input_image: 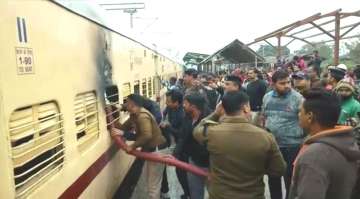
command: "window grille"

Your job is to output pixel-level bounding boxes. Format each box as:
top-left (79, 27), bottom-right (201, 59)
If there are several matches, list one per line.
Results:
top-left (74, 92), bottom-right (99, 148)
top-left (147, 79), bottom-right (152, 98)
top-left (134, 80), bottom-right (140, 95)
top-left (142, 79), bottom-right (147, 97)
top-left (153, 77), bottom-right (156, 95)
top-left (9, 101), bottom-right (65, 198)
top-left (105, 85), bottom-right (120, 127)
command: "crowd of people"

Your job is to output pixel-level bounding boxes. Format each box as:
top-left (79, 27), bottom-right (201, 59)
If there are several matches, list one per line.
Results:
top-left (112, 51), bottom-right (360, 199)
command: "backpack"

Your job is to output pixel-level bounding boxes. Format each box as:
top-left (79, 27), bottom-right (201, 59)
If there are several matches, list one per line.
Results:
top-left (143, 99), bottom-right (162, 124)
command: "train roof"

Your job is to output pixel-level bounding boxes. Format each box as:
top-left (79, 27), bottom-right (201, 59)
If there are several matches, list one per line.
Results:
top-left (50, 0), bottom-right (181, 65)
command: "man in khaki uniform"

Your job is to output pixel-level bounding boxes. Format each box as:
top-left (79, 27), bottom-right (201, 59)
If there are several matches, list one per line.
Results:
top-left (193, 91), bottom-right (286, 199)
top-left (114, 94), bottom-right (167, 199)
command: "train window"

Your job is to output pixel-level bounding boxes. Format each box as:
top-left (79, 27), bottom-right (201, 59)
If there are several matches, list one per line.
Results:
top-left (9, 101), bottom-right (64, 197)
top-left (144, 50), bottom-right (146, 57)
top-left (105, 85), bottom-right (119, 105)
top-left (134, 80), bottom-right (140, 95)
top-left (162, 65), bottom-right (164, 72)
top-left (147, 79), bottom-right (152, 98)
top-left (153, 76), bottom-right (156, 95)
top-left (74, 91), bottom-right (99, 150)
top-left (142, 78), bottom-right (147, 97)
top-left (130, 62), bottom-right (134, 71)
top-left (105, 85), bottom-right (120, 126)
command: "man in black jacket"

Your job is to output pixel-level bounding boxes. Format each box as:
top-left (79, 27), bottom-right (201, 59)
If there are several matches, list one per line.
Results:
top-left (160, 90), bottom-right (189, 199)
top-left (174, 92), bottom-right (210, 199)
top-left (246, 69), bottom-right (267, 122)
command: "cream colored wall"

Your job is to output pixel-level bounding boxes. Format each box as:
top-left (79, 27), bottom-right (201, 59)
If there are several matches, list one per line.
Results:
top-left (0, 2), bottom-right (14, 195)
top-left (0, 1), bottom-right (182, 198)
top-left (0, 1), bottom-right (133, 198)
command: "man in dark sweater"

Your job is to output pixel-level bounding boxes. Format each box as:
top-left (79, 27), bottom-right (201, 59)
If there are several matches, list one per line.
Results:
top-left (246, 69), bottom-right (267, 122)
top-left (160, 90), bottom-right (189, 199)
top-left (290, 88), bottom-right (360, 199)
top-left (174, 92), bottom-right (210, 199)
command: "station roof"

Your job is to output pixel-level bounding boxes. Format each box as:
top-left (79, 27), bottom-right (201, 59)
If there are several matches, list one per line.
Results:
top-left (200, 39), bottom-right (265, 65)
top-left (183, 52), bottom-right (209, 64)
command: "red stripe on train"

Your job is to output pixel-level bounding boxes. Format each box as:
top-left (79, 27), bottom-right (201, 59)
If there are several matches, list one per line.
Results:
top-left (59, 144), bottom-right (119, 199)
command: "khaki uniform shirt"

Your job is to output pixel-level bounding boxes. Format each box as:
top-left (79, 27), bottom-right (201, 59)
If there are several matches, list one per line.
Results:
top-left (118, 108), bottom-right (166, 149)
top-left (194, 113), bottom-right (286, 199)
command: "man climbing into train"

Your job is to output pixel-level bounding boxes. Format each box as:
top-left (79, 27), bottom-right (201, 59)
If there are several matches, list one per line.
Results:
top-left (112, 94), bottom-right (169, 199)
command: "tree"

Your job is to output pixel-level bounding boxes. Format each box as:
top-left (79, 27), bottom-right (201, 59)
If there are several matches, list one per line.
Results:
top-left (345, 40), bottom-right (360, 64)
top-left (296, 43), bottom-right (333, 60)
top-left (296, 44), bottom-right (313, 55)
top-left (256, 44), bottom-right (290, 57)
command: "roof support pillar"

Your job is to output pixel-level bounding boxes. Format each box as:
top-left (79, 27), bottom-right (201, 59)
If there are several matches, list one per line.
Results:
top-left (334, 13), bottom-right (340, 65)
top-left (277, 35), bottom-right (282, 57)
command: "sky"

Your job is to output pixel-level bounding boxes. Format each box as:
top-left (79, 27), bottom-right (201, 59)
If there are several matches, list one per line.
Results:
top-left (67, 0), bottom-right (360, 62)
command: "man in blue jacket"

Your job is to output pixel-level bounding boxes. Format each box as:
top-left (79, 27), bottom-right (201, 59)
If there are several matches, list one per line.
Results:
top-left (261, 70), bottom-right (304, 199)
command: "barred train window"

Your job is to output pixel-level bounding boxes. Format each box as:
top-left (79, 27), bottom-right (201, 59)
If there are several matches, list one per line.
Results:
top-left (153, 77), bottom-right (156, 95)
top-left (148, 78), bottom-right (152, 98)
top-left (9, 101), bottom-right (65, 198)
top-left (142, 78), bottom-right (147, 97)
top-left (105, 85), bottom-right (120, 127)
top-left (134, 80), bottom-right (140, 95)
top-left (74, 91), bottom-right (99, 149)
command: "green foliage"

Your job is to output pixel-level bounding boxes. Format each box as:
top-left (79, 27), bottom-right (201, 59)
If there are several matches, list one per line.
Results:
top-left (317, 44), bottom-right (333, 60)
top-left (297, 43), bottom-right (333, 60)
top-left (296, 44), bottom-right (313, 55)
top-left (345, 40), bottom-right (360, 64)
top-left (256, 45), bottom-right (290, 57)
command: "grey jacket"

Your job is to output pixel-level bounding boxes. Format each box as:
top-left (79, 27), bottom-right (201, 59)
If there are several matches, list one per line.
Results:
top-left (289, 126), bottom-right (360, 199)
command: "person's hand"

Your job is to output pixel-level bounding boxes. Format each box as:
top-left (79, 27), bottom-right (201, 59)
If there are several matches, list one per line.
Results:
top-left (159, 121), bottom-right (170, 128)
top-left (124, 144), bottom-right (135, 153)
top-left (345, 118), bottom-right (358, 127)
top-left (119, 103), bottom-right (127, 111)
top-left (209, 82), bottom-right (218, 89)
top-left (214, 102), bottom-right (225, 116)
top-left (193, 79), bottom-right (201, 86)
top-left (111, 130), bottom-right (123, 137)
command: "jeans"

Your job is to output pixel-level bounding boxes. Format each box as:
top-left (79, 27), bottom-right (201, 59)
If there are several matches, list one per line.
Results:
top-left (268, 145), bottom-right (300, 199)
top-left (187, 158), bottom-right (208, 199)
top-left (176, 154), bottom-right (190, 196)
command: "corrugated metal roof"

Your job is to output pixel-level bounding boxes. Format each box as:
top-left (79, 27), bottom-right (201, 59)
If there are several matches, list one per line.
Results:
top-left (200, 39), bottom-right (265, 64)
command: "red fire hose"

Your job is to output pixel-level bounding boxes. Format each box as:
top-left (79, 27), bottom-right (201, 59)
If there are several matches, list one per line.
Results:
top-left (106, 107), bottom-right (209, 178)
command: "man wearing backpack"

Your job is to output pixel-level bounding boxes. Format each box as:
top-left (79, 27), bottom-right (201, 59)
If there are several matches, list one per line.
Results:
top-left (289, 88), bottom-right (360, 199)
top-left (142, 97), bottom-right (162, 124)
